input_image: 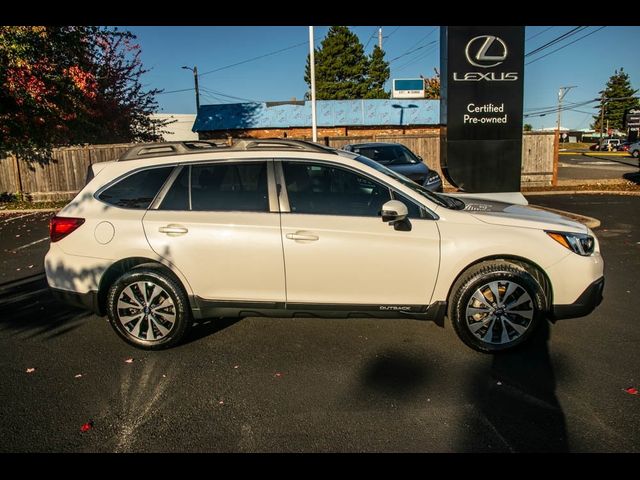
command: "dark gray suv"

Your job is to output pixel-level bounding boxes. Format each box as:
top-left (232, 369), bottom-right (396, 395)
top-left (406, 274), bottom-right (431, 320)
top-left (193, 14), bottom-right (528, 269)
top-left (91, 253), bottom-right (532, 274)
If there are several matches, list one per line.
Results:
top-left (342, 142), bottom-right (443, 192)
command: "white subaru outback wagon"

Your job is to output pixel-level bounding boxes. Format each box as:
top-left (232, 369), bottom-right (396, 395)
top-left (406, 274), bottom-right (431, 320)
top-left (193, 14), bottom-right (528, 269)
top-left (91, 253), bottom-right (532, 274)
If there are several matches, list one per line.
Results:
top-left (45, 139), bottom-right (604, 353)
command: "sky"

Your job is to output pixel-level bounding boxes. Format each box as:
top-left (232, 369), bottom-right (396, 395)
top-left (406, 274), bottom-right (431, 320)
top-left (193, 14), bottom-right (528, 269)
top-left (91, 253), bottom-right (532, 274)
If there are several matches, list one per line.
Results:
top-left (123, 26), bottom-right (640, 131)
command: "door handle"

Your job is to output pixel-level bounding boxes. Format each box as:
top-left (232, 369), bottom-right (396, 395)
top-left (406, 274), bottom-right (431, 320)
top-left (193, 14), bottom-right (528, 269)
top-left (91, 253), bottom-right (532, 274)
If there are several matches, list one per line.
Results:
top-left (159, 224), bottom-right (188, 236)
top-left (286, 232), bottom-right (319, 241)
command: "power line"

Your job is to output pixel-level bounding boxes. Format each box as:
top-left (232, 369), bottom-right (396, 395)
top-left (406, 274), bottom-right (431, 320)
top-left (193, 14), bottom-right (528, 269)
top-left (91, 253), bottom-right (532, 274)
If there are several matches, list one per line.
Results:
top-left (198, 37), bottom-right (318, 78)
top-left (524, 99), bottom-right (600, 118)
top-left (394, 44), bottom-right (438, 72)
top-left (397, 27), bottom-right (437, 58)
top-left (157, 87), bottom-right (194, 95)
top-left (389, 40), bottom-right (437, 63)
top-left (525, 99), bottom-right (598, 114)
top-left (363, 26), bottom-right (379, 51)
top-left (525, 26), bottom-right (586, 57)
top-left (199, 86), bottom-right (259, 103)
top-left (525, 26), bottom-right (606, 65)
top-left (526, 26), bottom-right (554, 42)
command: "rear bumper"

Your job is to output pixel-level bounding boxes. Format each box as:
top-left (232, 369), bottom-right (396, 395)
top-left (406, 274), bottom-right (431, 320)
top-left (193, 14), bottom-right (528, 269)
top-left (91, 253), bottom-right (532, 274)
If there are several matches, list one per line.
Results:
top-left (50, 287), bottom-right (101, 315)
top-left (552, 276), bottom-right (604, 320)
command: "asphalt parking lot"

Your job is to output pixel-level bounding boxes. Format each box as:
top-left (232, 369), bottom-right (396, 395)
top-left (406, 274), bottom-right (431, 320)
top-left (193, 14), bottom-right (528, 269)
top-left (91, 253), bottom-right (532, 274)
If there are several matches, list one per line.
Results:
top-left (558, 152), bottom-right (638, 180)
top-left (0, 194), bottom-right (638, 452)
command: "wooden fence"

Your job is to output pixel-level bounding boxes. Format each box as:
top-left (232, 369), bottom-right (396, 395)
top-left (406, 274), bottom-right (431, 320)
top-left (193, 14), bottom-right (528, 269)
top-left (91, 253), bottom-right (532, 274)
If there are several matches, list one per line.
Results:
top-left (313, 131), bottom-right (554, 189)
top-left (0, 132), bottom-right (554, 201)
top-left (0, 144), bottom-right (135, 201)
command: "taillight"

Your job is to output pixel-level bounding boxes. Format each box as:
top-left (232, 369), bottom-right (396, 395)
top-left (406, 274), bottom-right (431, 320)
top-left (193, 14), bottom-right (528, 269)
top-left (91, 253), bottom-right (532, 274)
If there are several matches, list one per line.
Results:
top-left (49, 216), bottom-right (85, 242)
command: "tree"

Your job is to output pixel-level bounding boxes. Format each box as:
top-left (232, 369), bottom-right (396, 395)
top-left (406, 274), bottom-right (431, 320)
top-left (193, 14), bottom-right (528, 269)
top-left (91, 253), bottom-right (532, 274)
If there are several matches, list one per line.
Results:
top-left (0, 26), bottom-right (166, 157)
top-left (365, 45), bottom-right (390, 99)
top-left (523, 123), bottom-right (533, 132)
top-left (591, 67), bottom-right (640, 134)
top-left (74, 29), bottom-right (167, 145)
top-left (422, 68), bottom-right (440, 99)
top-left (304, 26), bottom-right (370, 100)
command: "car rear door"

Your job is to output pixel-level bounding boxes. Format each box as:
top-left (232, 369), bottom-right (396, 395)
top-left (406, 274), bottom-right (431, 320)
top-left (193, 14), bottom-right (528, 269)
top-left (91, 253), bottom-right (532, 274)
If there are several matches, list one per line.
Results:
top-left (142, 159), bottom-right (286, 305)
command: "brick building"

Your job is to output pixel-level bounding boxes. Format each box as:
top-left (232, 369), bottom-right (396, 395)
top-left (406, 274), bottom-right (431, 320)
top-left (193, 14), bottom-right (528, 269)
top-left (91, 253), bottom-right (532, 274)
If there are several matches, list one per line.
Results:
top-left (192, 99), bottom-right (440, 140)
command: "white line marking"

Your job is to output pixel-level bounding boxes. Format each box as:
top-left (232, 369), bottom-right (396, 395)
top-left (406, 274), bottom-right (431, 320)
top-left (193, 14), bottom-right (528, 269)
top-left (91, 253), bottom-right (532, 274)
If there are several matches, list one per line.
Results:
top-left (1, 212), bottom-right (39, 223)
top-left (13, 237), bottom-right (49, 251)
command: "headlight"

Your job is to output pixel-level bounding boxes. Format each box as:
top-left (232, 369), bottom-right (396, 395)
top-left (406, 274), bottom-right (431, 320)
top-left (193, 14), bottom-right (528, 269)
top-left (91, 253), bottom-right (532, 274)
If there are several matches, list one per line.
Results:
top-left (545, 231), bottom-right (595, 256)
top-left (424, 172), bottom-right (441, 185)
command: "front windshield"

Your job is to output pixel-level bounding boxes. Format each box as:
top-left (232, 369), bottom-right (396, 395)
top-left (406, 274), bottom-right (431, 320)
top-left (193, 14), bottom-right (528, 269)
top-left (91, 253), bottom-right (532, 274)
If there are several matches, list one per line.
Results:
top-left (353, 155), bottom-right (464, 210)
top-left (351, 145), bottom-right (418, 165)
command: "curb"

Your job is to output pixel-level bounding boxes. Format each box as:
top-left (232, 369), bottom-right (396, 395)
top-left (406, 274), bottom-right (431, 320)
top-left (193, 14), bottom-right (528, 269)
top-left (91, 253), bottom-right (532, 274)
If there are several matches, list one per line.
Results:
top-left (524, 190), bottom-right (640, 196)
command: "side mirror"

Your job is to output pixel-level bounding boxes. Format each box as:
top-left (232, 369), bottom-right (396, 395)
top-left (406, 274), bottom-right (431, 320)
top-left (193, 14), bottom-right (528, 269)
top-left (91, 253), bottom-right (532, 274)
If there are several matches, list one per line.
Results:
top-left (380, 200), bottom-right (408, 223)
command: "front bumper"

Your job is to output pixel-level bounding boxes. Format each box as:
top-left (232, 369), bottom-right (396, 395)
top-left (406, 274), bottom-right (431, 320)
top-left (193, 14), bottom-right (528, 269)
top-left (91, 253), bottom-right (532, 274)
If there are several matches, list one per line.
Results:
top-left (552, 276), bottom-right (604, 320)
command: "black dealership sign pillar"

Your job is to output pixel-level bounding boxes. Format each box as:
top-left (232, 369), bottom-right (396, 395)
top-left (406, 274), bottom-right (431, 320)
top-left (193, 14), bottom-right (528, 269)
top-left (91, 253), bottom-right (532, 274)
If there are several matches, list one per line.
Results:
top-left (440, 26), bottom-right (525, 192)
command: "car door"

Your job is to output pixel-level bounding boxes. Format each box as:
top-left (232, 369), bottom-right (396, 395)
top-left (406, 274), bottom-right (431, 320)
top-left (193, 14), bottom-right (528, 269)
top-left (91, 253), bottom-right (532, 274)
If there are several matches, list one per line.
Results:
top-left (277, 159), bottom-right (440, 308)
top-left (142, 159), bottom-right (286, 305)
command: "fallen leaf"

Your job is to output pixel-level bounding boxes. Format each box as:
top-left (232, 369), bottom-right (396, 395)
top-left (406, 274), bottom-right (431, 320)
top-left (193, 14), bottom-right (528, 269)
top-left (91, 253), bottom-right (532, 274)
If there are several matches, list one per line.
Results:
top-left (15, 234), bottom-right (20, 237)
top-left (125, 358), bottom-right (134, 364)
top-left (218, 400), bottom-right (224, 405)
top-left (233, 365), bottom-right (239, 369)
top-left (74, 374), bottom-right (83, 379)
top-left (625, 387), bottom-right (638, 395)
top-left (26, 368), bottom-right (36, 374)
top-left (80, 421), bottom-right (93, 432)
top-left (28, 265), bottom-right (33, 269)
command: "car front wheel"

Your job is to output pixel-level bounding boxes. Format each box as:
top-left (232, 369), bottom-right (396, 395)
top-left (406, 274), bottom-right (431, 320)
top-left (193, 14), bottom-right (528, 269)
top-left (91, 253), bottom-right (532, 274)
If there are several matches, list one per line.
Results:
top-left (106, 268), bottom-right (192, 350)
top-left (448, 261), bottom-right (545, 353)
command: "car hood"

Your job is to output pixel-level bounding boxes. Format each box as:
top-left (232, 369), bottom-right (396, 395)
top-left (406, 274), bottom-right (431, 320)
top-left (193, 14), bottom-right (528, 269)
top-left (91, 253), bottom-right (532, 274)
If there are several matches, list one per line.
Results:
top-left (454, 197), bottom-right (587, 233)
top-left (386, 162), bottom-right (429, 176)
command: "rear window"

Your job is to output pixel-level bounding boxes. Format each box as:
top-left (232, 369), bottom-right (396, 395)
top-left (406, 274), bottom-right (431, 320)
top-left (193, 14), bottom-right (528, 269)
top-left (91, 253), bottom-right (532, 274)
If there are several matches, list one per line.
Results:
top-left (98, 167), bottom-right (173, 209)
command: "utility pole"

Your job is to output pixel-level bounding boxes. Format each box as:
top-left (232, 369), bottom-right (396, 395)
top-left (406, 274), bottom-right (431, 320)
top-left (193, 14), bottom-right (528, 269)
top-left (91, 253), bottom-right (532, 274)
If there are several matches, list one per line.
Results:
top-left (181, 65), bottom-right (200, 112)
top-left (599, 90), bottom-right (605, 143)
top-left (557, 85), bottom-right (576, 143)
top-left (309, 26), bottom-right (318, 142)
top-left (378, 27), bottom-right (383, 49)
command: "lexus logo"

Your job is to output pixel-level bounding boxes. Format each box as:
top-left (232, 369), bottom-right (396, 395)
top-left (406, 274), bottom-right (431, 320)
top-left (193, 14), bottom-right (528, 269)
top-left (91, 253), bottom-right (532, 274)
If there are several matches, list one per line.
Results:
top-left (465, 35), bottom-right (508, 68)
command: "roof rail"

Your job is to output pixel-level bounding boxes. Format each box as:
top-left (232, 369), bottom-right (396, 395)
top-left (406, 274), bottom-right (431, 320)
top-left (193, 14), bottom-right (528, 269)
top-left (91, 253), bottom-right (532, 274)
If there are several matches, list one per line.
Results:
top-left (232, 138), bottom-right (337, 154)
top-left (118, 141), bottom-right (222, 161)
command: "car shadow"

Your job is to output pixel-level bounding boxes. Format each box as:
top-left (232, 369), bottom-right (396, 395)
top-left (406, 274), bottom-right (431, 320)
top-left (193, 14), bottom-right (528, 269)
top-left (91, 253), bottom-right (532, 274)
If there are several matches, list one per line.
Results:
top-left (457, 319), bottom-right (568, 452)
top-left (0, 282), bottom-right (92, 340)
top-left (180, 316), bottom-right (242, 345)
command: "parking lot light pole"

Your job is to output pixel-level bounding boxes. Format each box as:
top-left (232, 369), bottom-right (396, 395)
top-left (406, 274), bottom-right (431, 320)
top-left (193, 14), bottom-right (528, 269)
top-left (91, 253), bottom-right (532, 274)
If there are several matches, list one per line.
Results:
top-left (309, 26), bottom-right (318, 143)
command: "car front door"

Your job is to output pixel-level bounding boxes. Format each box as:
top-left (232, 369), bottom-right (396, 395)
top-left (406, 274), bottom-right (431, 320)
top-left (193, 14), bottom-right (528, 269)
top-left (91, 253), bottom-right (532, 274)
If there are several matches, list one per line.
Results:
top-left (142, 160), bottom-right (286, 306)
top-left (277, 160), bottom-right (440, 309)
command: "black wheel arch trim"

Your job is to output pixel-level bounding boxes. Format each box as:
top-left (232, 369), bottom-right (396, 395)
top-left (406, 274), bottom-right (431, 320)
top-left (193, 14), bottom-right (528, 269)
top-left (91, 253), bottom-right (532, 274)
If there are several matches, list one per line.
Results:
top-left (445, 255), bottom-right (553, 313)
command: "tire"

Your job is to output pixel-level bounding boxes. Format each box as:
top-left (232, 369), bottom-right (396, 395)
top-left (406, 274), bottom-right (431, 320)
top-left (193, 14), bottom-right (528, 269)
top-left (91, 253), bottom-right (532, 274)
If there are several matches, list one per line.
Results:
top-left (106, 268), bottom-right (192, 350)
top-left (632, 149), bottom-right (639, 159)
top-left (448, 260), bottom-right (545, 353)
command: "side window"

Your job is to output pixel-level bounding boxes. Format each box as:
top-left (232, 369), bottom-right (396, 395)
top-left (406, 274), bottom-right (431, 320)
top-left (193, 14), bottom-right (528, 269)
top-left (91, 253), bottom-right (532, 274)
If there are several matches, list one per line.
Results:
top-left (98, 166), bottom-right (173, 209)
top-left (159, 167), bottom-right (189, 211)
top-left (283, 162), bottom-right (391, 217)
top-left (391, 191), bottom-right (424, 219)
top-left (190, 162), bottom-right (268, 212)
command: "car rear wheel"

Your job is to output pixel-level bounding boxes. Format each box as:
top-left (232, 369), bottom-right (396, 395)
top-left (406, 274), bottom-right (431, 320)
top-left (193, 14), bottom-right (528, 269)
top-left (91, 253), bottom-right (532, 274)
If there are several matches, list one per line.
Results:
top-left (106, 268), bottom-right (192, 350)
top-left (632, 149), bottom-right (639, 159)
top-left (448, 261), bottom-right (545, 353)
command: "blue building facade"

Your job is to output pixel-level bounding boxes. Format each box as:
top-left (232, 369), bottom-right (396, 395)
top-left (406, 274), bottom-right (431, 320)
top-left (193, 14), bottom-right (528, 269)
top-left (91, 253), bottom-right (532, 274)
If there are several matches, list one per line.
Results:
top-left (193, 99), bottom-right (440, 133)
